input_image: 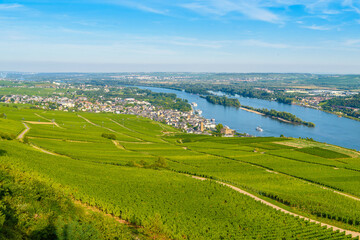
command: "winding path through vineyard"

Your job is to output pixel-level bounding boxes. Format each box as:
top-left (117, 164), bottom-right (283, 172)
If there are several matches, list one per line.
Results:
top-left (17, 122), bottom-right (30, 140)
top-left (77, 115), bottom-right (144, 141)
top-left (78, 114), bottom-right (116, 133)
top-left (12, 123), bottom-right (360, 238)
top-left (31, 144), bottom-right (65, 157)
top-left (34, 113), bottom-right (64, 128)
top-left (190, 176), bottom-right (360, 238)
top-left (13, 116), bottom-right (360, 238)
top-left (191, 147), bottom-right (360, 203)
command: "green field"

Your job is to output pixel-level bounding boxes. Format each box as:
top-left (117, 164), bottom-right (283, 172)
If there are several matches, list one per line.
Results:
top-left (1, 103), bottom-right (360, 239)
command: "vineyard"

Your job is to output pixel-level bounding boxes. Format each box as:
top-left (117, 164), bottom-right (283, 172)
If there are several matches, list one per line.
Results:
top-left (1, 103), bottom-right (360, 239)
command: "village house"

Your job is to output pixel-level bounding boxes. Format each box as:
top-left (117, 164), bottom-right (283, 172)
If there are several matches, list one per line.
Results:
top-left (221, 126), bottom-right (235, 137)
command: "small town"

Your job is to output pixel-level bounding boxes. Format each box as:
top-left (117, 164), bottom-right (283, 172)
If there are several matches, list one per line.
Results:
top-left (0, 93), bottom-right (236, 137)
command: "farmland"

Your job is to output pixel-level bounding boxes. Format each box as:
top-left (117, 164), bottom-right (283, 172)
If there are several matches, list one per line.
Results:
top-left (1, 103), bottom-right (360, 239)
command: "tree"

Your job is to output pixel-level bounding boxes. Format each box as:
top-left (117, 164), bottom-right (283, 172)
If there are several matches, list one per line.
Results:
top-left (216, 124), bottom-right (223, 132)
top-left (212, 123), bottom-right (224, 137)
top-left (153, 157), bottom-right (167, 169)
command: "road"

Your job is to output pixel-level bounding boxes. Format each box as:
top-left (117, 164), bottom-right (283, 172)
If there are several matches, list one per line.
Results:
top-left (16, 122), bottom-right (30, 140)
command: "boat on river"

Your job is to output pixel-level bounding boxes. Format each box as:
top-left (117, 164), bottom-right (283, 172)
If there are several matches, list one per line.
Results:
top-left (195, 109), bottom-right (202, 115)
top-left (256, 126), bottom-right (263, 132)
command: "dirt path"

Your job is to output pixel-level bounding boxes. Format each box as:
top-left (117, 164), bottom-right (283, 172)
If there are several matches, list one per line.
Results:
top-left (192, 176), bottom-right (206, 181)
top-left (80, 116), bottom-right (146, 142)
top-left (112, 140), bottom-right (127, 150)
top-left (108, 118), bottom-right (136, 133)
top-left (107, 118), bottom-right (145, 141)
top-left (78, 115), bottom-right (105, 128)
top-left (78, 115), bottom-right (125, 133)
top-left (196, 148), bottom-right (360, 203)
top-left (109, 118), bottom-right (168, 143)
top-left (73, 200), bottom-right (140, 228)
top-left (30, 144), bottom-right (66, 157)
top-left (17, 122), bottom-right (30, 140)
top-left (191, 176), bottom-right (360, 238)
top-left (117, 141), bottom-right (153, 144)
top-left (35, 113), bottom-right (52, 121)
top-left (28, 136), bottom-right (91, 143)
top-left (323, 187), bottom-right (360, 202)
top-left (34, 113), bottom-right (64, 129)
top-left (25, 121), bottom-right (54, 125)
top-left (78, 115), bottom-right (147, 142)
top-left (253, 158), bottom-right (360, 202)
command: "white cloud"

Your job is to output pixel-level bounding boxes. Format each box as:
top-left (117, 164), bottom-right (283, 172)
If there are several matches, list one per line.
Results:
top-left (181, 0), bottom-right (282, 24)
top-left (344, 39), bottom-right (360, 46)
top-left (0, 3), bottom-right (23, 10)
top-left (0, 16), bottom-right (16, 20)
top-left (59, 27), bottom-right (93, 35)
top-left (322, 9), bottom-right (340, 14)
top-left (130, 3), bottom-right (167, 15)
top-left (240, 39), bottom-right (290, 49)
top-left (88, 0), bottom-right (360, 24)
top-left (124, 35), bottom-right (225, 49)
top-left (166, 39), bottom-right (223, 49)
top-left (303, 25), bottom-right (331, 30)
top-left (102, 0), bottom-right (168, 15)
top-left (342, 0), bottom-right (360, 14)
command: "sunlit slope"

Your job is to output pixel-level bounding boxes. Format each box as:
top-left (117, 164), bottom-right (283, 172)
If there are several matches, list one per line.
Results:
top-left (1, 103), bottom-right (360, 238)
top-left (0, 141), bottom-right (353, 239)
top-left (0, 159), bottom-right (140, 240)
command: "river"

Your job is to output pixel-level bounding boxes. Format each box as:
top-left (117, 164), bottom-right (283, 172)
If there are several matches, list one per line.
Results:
top-left (138, 86), bottom-right (360, 151)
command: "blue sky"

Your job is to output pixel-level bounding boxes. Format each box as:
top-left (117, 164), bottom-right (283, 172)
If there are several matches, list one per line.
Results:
top-left (1, 0), bottom-right (360, 73)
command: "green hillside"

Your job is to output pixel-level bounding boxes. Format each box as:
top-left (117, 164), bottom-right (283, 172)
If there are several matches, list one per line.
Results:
top-left (1, 103), bottom-right (360, 239)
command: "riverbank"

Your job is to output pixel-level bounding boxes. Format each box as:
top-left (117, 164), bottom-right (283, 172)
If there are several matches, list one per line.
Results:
top-left (240, 105), bottom-right (315, 127)
top-left (201, 94), bottom-right (313, 126)
top-left (135, 85), bottom-right (360, 150)
top-left (240, 107), bottom-right (264, 115)
top-left (292, 102), bottom-right (360, 122)
top-left (240, 107), bottom-right (293, 124)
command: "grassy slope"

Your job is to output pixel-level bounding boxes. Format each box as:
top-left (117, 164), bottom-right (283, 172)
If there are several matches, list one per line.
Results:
top-left (2, 141), bottom-right (351, 239)
top-left (1, 104), bottom-right (360, 238)
top-left (0, 156), bottom-right (144, 240)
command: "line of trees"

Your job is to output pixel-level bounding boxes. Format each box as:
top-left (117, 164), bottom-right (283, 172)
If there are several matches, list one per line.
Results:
top-left (321, 93), bottom-right (360, 119)
top-left (241, 105), bottom-right (315, 127)
top-left (205, 96), bottom-right (241, 108)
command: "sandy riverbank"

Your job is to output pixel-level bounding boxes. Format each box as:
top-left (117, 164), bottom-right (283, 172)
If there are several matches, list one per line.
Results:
top-left (240, 107), bottom-right (298, 124)
top-left (239, 107), bottom-right (264, 115)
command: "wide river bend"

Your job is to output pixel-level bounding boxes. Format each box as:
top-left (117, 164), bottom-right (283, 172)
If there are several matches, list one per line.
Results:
top-left (138, 86), bottom-right (360, 151)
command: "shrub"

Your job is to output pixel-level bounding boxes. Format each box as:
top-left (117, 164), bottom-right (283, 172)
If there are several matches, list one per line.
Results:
top-left (101, 133), bottom-right (116, 140)
top-left (23, 136), bottom-right (29, 144)
top-left (152, 157), bottom-right (168, 169)
top-left (0, 132), bottom-right (14, 140)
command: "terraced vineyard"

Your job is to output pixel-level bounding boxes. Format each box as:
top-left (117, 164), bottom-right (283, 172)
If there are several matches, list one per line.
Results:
top-left (1, 103), bottom-right (360, 239)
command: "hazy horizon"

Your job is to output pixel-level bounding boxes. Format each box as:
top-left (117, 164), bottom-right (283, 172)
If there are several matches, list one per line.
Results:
top-left (1, 1), bottom-right (360, 73)
top-left (2, 62), bottom-right (360, 75)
